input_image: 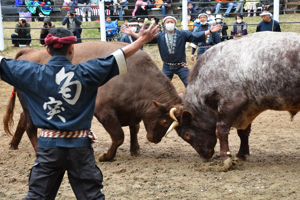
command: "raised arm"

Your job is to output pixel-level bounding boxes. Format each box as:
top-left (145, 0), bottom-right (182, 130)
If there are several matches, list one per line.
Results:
top-left (121, 22), bottom-right (159, 58)
top-left (121, 26), bottom-right (139, 39)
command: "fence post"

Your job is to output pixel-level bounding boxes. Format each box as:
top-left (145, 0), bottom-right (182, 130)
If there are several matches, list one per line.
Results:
top-left (274, 0), bottom-right (279, 22)
top-left (182, 0), bottom-right (188, 30)
top-left (0, 0), bottom-right (5, 51)
top-left (99, 0), bottom-right (106, 41)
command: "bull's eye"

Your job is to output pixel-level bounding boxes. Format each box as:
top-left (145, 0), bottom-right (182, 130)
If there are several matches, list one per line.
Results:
top-left (184, 132), bottom-right (191, 140)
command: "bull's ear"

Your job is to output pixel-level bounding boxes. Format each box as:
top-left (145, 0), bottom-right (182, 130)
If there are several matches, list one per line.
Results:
top-left (153, 100), bottom-right (168, 113)
top-left (182, 110), bottom-right (193, 123)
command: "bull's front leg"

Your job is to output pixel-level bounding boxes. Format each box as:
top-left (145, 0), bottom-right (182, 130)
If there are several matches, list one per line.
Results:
top-left (236, 123), bottom-right (251, 160)
top-left (94, 112), bottom-right (124, 162)
top-left (129, 124), bottom-right (140, 157)
top-left (216, 121), bottom-right (232, 168)
top-left (216, 93), bottom-right (248, 169)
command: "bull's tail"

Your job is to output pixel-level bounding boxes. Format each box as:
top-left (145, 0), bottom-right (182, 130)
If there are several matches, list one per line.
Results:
top-left (3, 87), bottom-right (17, 136)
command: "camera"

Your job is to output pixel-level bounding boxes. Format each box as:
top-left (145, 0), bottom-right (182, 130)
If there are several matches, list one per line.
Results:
top-left (44, 22), bottom-right (48, 26)
top-left (70, 12), bottom-right (74, 17)
top-left (21, 19), bottom-right (26, 24)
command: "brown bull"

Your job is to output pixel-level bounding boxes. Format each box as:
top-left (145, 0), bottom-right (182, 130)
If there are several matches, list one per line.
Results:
top-left (3, 41), bottom-right (182, 161)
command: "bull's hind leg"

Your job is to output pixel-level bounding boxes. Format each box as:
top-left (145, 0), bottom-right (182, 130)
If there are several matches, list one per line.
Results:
top-left (95, 112), bottom-right (124, 162)
top-left (9, 112), bottom-right (26, 150)
top-left (236, 123), bottom-right (251, 160)
top-left (130, 124), bottom-right (140, 157)
top-left (26, 118), bottom-right (38, 152)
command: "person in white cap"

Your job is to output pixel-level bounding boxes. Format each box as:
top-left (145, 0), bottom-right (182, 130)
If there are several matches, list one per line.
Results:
top-left (190, 13), bottom-right (221, 61)
top-left (122, 16), bottom-right (221, 87)
top-left (11, 18), bottom-right (31, 47)
top-left (215, 14), bottom-right (228, 41)
top-left (256, 11), bottom-right (281, 32)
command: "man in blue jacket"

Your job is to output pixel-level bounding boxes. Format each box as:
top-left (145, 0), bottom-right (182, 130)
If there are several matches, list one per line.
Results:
top-left (122, 16), bottom-right (221, 87)
top-left (0, 24), bottom-right (159, 200)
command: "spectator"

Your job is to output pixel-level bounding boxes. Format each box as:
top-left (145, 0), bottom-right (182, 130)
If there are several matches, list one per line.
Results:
top-left (114, 0), bottom-right (129, 20)
top-left (62, 10), bottom-right (82, 43)
top-left (187, 15), bottom-right (194, 32)
top-left (122, 16), bottom-right (221, 87)
top-left (231, 14), bottom-right (247, 38)
top-left (256, 11), bottom-right (281, 32)
top-left (150, 16), bottom-right (163, 31)
top-left (132, 0), bottom-right (148, 18)
top-left (120, 19), bottom-right (144, 49)
top-left (40, 20), bottom-right (55, 46)
top-left (215, 14), bottom-right (228, 41)
top-left (244, 0), bottom-right (259, 17)
top-left (11, 18), bottom-right (31, 47)
top-left (156, 0), bottom-right (172, 19)
top-left (105, 16), bottom-right (119, 41)
top-left (260, 0), bottom-right (273, 11)
top-left (206, 8), bottom-right (215, 24)
top-left (118, 19), bottom-right (129, 41)
top-left (214, 0), bottom-right (234, 18)
top-left (190, 13), bottom-right (221, 60)
top-left (195, 0), bottom-right (215, 14)
top-left (104, 0), bottom-right (114, 16)
top-left (26, 0), bottom-right (54, 21)
top-left (1, 26), bottom-right (158, 200)
top-left (77, 0), bottom-right (92, 21)
top-left (188, 2), bottom-right (198, 21)
top-left (234, 0), bottom-right (245, 16)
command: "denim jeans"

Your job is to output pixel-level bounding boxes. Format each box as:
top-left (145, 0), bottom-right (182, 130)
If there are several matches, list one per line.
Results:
top-left (73, 28), bottom-right (82, 43)
top-left (215, 2), bottom-right (234, 15)
top-left (162, 5), bottom-right (166, 18)
top-left (116, 1), bottom-right (128, 20)
top-left (11, 33), bottom-right (31, 45)
top-left (162, 63), bottom-right (190, 87)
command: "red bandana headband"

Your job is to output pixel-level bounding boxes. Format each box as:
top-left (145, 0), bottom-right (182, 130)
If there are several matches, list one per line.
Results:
top-left (45, 34), bottom-right (76, 49)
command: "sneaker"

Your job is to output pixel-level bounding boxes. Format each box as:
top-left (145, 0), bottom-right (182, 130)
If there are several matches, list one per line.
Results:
top-left (34, 18), bottom-right (38, 22)
top-left (247, 13), bottom-right (251, 17)
top-left (39, 13), bottom-right (45, 17)
top-left (253, 13), bottom-right (257, 17)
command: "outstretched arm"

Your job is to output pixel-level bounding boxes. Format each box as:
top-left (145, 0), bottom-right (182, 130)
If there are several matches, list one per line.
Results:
top-left (121, 23), bottom-right (159, 58)
top-left (121, 26), bottom-right (139, 39)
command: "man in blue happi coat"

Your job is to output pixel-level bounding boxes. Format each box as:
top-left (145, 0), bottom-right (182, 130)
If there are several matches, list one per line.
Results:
top-left (0, 25), bottom-right (159, 200)
top-left (121, 16), bottom-right (221, 87)
top-left (190, 13), bottom-right (221, 61)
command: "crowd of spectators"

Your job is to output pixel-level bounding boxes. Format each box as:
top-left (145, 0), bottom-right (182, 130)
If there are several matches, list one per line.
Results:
top-left (9, 0), bottom-right (280, 47)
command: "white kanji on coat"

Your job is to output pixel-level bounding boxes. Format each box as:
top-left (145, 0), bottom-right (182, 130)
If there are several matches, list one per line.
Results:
top-left (43, 97), bottom-right (66, 122)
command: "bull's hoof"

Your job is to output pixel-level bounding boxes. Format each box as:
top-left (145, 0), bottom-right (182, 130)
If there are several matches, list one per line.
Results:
top-left (98, 151), bottom-right (110, 162)
top-left (130, 148), bottom-right (141, 157)
top-left (9, 146), bottom-right (18, 150)
top-left (236, 154), bottom-right (249, 161)
top-left (223, 157), bottom-right (232, 169)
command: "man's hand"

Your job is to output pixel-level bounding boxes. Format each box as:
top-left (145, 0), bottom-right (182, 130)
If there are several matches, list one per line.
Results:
top-left (136, 22), bottom-right (159, 44)
top-left (121, 22), bottom-right (159, 59)
top-left (210, 23), bottom-right (221, 33)
top-left (121, 27), bottom-right (132, 35)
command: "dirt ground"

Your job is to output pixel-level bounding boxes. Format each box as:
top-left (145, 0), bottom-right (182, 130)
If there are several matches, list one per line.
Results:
top-left (0, 46), bottom-right (300, 200)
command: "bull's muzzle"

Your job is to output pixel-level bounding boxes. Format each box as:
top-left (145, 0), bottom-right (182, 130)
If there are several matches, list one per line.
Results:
top-left (165, 107), bottom-right (179, 137)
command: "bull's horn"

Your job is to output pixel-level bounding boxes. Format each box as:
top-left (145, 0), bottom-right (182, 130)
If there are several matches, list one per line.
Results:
top-left (165, 121), bottom-right (179, 137)
top-left (169, 107), bottom-right (178, 122)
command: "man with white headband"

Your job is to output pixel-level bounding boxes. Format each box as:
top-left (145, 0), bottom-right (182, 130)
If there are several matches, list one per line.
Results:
top-left (190, 13), bottom-right (221, 61)
top-left (215, 14), bottom-right (229, 41)
top-left (0, 24), bottom-right (159, 199)
top-left (121, 19), bottom-right (144, 49)
top-left (122, 15), bottom-right (221, 87)
top-left (256, 11), bottom-right (281, 32)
